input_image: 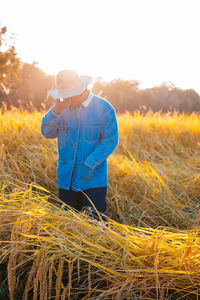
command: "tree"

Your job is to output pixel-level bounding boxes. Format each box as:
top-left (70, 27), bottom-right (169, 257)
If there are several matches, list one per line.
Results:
top-left (10, 62), bottom-right (55, 110)
top-left (0, 25), bottom-right (21, 95)
top-left (92, 78), bottom-right (140, 113)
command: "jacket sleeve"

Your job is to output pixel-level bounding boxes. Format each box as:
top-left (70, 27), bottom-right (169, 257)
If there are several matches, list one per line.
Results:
top-left (84, 108), bottom-right (119, 169)
top-left (41, 107), bottom-right (60, 139)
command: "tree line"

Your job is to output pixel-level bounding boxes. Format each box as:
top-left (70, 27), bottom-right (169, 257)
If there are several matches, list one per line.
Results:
top-left (92, 78), bottom-right (200, 113)
top-left (1, 25), bottom-right (200, 113)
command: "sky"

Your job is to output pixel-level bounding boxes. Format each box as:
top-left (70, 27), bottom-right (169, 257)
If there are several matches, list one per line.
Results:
top-left (1, 0), bottom-right (200, 93)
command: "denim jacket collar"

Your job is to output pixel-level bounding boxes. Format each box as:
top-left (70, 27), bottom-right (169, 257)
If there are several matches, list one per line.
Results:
top-left (82, 92), bottom-right (94, 108)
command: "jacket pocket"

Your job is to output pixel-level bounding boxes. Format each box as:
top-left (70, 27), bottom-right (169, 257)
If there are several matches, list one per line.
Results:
top-left (82, 125), bottom-right (100, 144)
top-left (80, 164), bottom-right (94, 181)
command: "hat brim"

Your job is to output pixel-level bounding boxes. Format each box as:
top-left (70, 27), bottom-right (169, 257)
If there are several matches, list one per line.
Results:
top-left (48, 75), bottom-right (92, 99)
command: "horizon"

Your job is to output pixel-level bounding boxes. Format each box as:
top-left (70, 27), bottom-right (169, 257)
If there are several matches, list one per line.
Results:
top-left (1, 0), bottom-right (200, 94)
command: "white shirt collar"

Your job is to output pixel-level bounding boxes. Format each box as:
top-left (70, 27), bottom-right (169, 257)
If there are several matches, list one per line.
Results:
top-left (82, 92), bottom-right (94, 107)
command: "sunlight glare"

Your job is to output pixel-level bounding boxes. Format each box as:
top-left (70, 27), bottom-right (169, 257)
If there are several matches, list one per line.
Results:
top-left (1, 0), bottom-right (200, 92)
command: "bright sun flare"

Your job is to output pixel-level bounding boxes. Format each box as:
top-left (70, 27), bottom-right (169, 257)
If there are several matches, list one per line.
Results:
top-left (1, 0), bottom-right (200, 92)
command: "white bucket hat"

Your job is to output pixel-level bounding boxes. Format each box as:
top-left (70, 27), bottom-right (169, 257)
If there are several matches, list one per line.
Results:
top-left (49, 69), bottom-right (92, 99)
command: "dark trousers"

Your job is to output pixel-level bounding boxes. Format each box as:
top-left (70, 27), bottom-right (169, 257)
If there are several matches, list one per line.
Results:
top-left (59, 186), bottom-right (107, 220)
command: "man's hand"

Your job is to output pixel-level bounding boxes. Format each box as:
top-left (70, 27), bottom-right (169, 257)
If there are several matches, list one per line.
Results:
top-left (52, 99), bottom-right (72, 115)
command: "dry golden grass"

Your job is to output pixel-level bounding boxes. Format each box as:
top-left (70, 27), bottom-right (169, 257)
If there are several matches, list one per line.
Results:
top-left (1, 107), bottom-right (199, 228)
top-left (0, 107), bottom-right (57, 192)
top-left (1, 184), bottom-right (200, 299)
top-left (0, 106), bottom-right (200, 299)
top-left (108, 111), bottom-right (200, 228)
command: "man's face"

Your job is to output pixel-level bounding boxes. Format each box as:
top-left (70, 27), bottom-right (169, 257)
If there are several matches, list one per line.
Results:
top-left (62, 89), bottom-right (86, 102)
top-left (60, 89), bottom-right (89, 108)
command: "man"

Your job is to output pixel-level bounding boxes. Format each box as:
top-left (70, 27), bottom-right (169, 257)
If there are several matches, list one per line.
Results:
top-left (41, 69), bottom-right (118, 219)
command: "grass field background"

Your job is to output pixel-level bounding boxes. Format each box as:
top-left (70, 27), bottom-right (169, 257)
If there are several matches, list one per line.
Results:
top-left (0, 107), bottom-right (200, 299)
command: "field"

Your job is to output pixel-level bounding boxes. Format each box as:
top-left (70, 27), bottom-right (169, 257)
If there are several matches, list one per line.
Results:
top-left (0, 106), bottom-right (200, 299)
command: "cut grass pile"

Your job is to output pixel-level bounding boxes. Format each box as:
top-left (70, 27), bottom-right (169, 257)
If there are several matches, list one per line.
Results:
top-left (1, 184), bottom-right (200, 299)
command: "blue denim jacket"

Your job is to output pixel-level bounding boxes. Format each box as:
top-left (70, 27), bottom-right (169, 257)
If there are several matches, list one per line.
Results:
top-left (41, 94), bottom-right (118, 191)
